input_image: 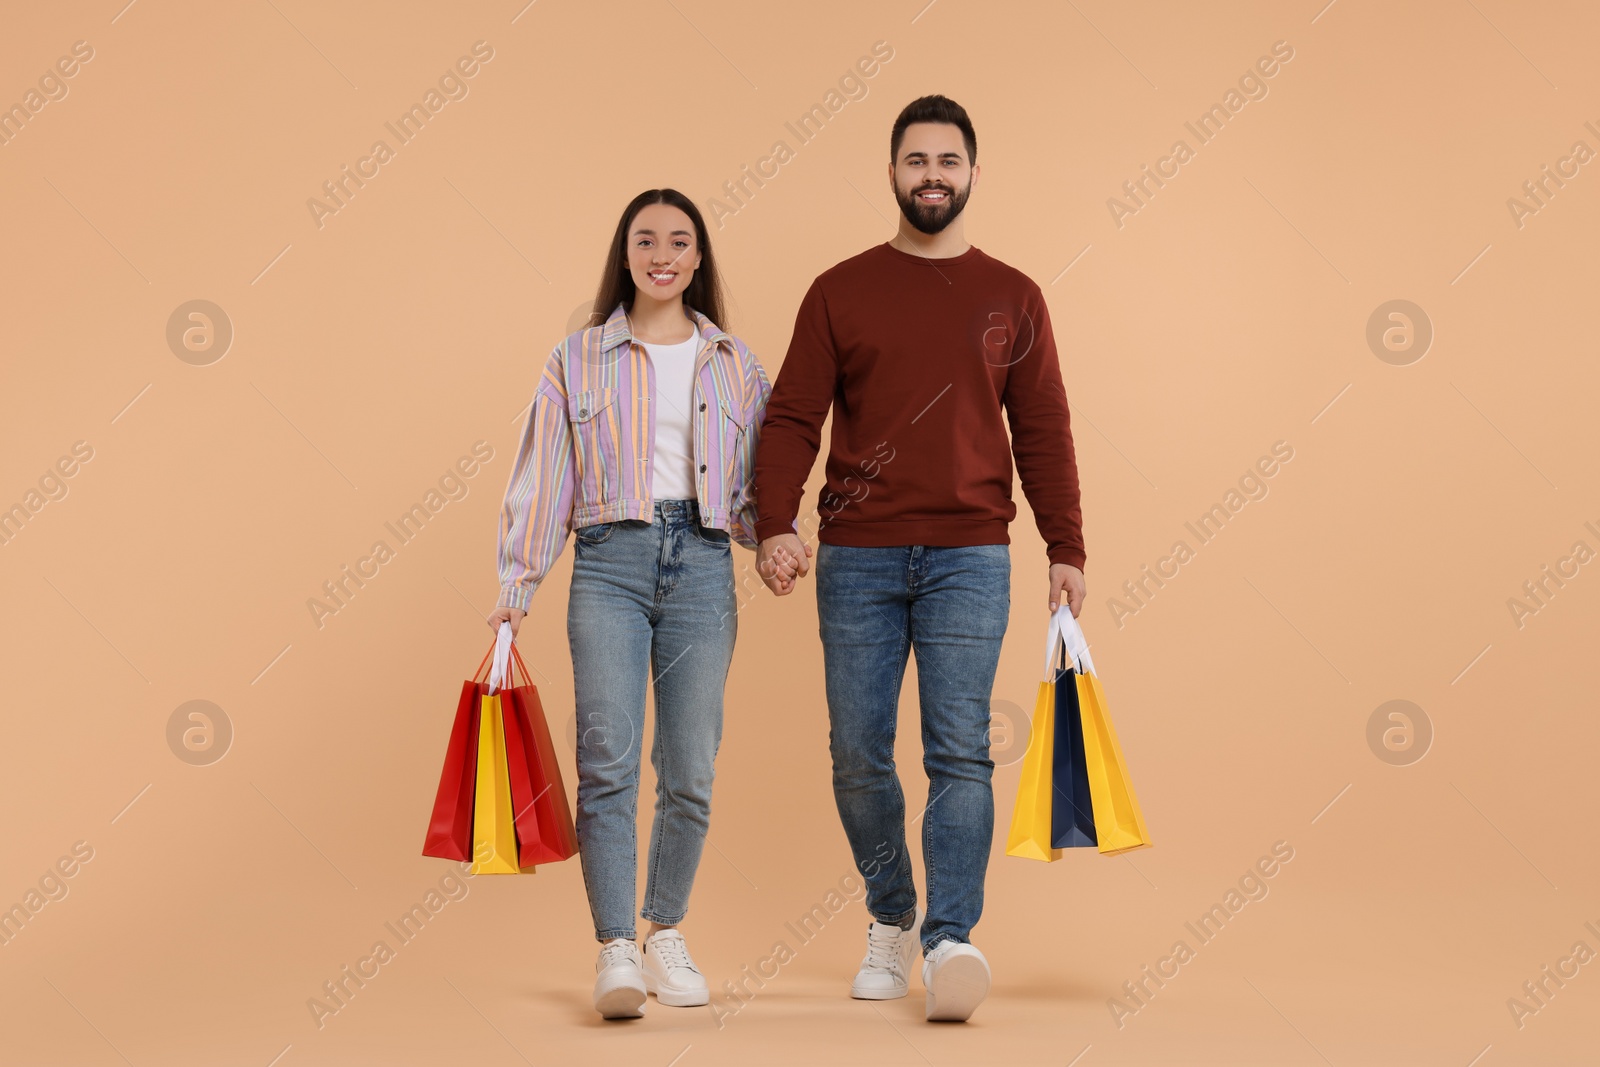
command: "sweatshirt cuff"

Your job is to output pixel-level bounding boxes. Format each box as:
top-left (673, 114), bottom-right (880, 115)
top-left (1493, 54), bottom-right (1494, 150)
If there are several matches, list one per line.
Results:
top-left (753, 515), bottom-right (798, 542)
top-left (1049, 546), bottom-right (1086, 571)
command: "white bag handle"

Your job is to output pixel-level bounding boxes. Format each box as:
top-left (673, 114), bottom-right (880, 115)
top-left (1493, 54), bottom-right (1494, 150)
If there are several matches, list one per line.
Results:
top-left (487, 620), bottom-right (514, 694)
top-left (1041, 604), bottom-right (1094, 679)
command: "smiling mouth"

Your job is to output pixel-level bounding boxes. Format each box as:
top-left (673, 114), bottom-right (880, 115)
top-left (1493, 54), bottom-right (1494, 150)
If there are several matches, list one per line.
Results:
top-left (915, 187), bottom-right (951, 203)
top-left (648, 270), bottom-right (678, 285)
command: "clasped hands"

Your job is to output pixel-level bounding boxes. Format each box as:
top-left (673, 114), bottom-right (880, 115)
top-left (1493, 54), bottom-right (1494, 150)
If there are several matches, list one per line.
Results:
top-left (757, 533), bottom-right (1086, 615)
top-left (756, 533), bottom-right (812, 596)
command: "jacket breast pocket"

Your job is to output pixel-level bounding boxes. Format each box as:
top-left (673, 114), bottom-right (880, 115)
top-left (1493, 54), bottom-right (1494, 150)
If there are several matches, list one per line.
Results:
top-left (568, 387), bottom-right (621, 497)
top-left (713, 402), bottom-right (745, 479)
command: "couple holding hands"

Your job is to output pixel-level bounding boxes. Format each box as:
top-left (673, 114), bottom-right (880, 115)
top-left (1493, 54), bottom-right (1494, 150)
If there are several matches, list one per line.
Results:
top-left (486, 95), bottom-right (1087, 1023)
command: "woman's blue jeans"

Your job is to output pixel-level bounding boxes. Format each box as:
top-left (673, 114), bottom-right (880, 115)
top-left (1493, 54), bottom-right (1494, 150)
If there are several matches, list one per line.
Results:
top-left (567, 499), bottom-right (735, 941)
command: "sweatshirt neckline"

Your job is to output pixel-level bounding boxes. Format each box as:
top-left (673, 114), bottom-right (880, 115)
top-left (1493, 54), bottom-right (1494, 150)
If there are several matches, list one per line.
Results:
top-left (878, 241), bottom-right (982, 267)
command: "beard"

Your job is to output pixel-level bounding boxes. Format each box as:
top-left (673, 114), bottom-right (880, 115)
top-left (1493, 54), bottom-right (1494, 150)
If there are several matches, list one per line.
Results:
top-left (895, 179), bottom-right (970, 235)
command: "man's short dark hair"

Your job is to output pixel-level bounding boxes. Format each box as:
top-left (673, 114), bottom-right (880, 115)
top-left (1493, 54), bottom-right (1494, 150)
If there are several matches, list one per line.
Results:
top-left (890, 95), bottom-right (977, 165)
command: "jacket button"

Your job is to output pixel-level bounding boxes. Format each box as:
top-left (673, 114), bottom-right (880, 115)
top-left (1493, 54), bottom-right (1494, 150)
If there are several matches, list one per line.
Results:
top-left (699, 464), bottom-right (707, 473)
top-left (699, 402), bottom-right (707, 411)
top-left (577, 408), bottom-right (588, 417)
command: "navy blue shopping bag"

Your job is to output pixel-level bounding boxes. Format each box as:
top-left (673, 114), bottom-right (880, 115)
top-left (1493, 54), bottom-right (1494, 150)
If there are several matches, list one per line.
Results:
top-left (1049, 643), bottom-right (1098, 849)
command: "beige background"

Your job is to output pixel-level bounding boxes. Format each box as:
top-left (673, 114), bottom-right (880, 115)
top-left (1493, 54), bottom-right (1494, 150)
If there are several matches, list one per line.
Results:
top-left (2, 1), bottom-right (1597, 1064)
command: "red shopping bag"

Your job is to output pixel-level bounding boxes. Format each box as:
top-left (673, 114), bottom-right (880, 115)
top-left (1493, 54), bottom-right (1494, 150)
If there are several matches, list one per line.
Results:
top-left (421, 646), bottom-right (496, 861)
top-left (501, 643), bottom-right (578, 865)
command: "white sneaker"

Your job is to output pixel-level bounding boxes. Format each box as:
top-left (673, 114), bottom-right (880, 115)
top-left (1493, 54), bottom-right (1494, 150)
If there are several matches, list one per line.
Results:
top-left (593, 938), bottom-right (646, 1019)
top-left (641, 928), bottom-right (710, 1007)
top-left (850, 918), bottom-right (920, 1000)
top-left (922, 940), bottom-right (991, 1021)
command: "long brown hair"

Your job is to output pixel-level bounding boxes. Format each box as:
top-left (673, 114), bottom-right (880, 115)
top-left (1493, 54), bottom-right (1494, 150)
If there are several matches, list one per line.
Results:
top-left (588, 189), bottom-right (728, 331)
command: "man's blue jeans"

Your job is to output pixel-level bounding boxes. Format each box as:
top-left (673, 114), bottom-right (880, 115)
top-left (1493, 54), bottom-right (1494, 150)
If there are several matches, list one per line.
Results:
top-left (815, 542), bottom-right (1010, 953)
top-left (567, 499), bottom-right (736, 941)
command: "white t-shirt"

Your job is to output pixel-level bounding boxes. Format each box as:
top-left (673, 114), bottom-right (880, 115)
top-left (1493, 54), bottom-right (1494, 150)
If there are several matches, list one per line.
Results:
top-left (641, 334), bottom-right (701, 502)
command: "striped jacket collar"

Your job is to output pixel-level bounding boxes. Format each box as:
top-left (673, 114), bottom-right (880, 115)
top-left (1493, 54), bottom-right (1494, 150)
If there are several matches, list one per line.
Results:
top-left (597, 302), bottom-right (731, 354)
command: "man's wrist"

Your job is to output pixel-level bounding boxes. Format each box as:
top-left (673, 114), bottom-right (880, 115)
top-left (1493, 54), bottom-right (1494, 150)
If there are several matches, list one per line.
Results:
top-left (1049, 548), bottom-right (1086, 571)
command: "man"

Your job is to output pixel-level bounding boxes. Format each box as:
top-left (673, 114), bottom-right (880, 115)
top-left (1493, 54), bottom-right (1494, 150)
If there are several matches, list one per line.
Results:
top-left (753, 95), bottom-right (1088, 1022)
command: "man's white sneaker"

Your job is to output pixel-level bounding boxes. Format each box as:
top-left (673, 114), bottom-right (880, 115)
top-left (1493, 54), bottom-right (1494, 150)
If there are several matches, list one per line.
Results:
top-left (923, 940), bottom-right (991, 1021)
top-left (641, 928), bottom-right (710, 1007)
top-left (593, 938), bottom-right (646, 1019)
top-left (850, 919), bottom-right (919, 1000)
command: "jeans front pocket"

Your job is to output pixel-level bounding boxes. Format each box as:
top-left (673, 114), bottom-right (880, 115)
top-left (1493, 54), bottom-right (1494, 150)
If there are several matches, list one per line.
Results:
top-left (573, 521), bottom-right (615, 546)
top-left (690, 521), bottom-right (731, 548)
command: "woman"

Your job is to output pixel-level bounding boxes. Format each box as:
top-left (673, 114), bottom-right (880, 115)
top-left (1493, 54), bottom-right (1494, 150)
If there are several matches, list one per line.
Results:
top-left (487, 189), bottom-right (792, 1019)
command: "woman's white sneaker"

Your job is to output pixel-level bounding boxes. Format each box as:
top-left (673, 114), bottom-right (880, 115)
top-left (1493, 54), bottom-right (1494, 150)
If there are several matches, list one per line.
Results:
top-left (922, 941), bottom-right (991, 1021)
top-left (850, 920), bottom-right (920, 1000)
top-left (593, 938), bottom-right (647, 1019)
top-left (641, 928), bottom-right (710, 1007)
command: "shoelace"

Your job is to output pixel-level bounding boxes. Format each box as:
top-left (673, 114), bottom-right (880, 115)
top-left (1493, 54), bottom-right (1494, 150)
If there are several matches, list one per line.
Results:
top-left (650, 934), bottom-right (699, 975)
top-left (599, 940), bottom-right (636, 969)
top-left (863, 924), bottom-right (904, 973)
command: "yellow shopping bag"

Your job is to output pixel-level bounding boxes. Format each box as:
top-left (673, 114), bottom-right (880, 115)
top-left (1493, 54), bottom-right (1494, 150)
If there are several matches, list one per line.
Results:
top-left (470, 693), bottom-right (526, 874)
top-left (1058, 607), bottom-right (1151, 855)
top-left (1078, 669), bottom-right (1151, 854)
top-left (1005, 671), bottom-right (1064, 862)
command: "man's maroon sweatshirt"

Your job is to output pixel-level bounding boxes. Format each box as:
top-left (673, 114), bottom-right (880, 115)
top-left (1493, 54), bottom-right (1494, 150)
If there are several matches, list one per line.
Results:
top-left (752, 241), bottom-right (1086, 570)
